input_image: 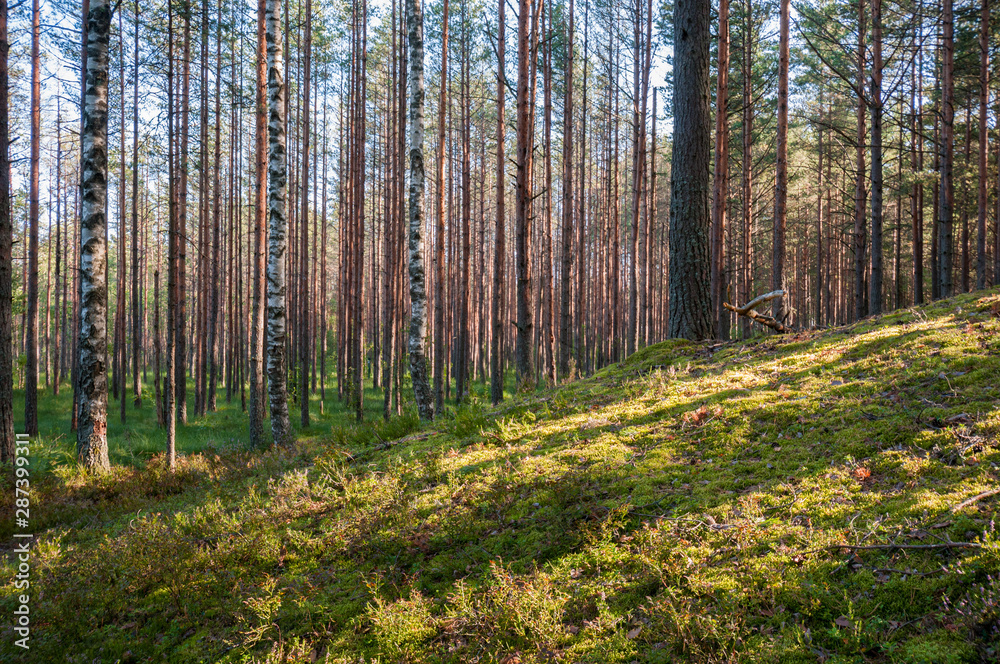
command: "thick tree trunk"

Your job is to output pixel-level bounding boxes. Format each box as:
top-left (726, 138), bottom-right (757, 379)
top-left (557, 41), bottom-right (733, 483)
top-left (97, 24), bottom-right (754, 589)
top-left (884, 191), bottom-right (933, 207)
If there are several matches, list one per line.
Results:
top-left (406, 0), bottom-right (434, 420)
top-left (77, 0), bottom-right (112, 472)
top-left (668, 0), bottom-right (712, 340)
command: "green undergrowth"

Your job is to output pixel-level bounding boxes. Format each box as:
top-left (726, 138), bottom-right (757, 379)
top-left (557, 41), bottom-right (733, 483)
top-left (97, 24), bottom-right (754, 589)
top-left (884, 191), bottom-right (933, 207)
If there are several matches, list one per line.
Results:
top-left (3, 290), bottom-right (1000, 663)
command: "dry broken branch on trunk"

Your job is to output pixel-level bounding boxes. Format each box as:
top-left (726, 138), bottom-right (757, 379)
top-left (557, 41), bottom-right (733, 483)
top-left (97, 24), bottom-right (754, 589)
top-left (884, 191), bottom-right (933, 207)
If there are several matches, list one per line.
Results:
top-left (723, 289), bottom-right (791, 333)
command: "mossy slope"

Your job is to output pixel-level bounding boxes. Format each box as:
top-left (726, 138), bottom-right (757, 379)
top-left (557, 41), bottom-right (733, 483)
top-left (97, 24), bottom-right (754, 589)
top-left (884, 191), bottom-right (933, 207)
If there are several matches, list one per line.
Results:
top-left (3, 290), bottom-right (1000, 663)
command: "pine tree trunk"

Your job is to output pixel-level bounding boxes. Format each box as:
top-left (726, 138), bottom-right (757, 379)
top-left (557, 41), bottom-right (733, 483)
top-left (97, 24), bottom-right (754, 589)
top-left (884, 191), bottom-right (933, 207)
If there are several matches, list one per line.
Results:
top-left (208, 0), bottom-right (222, 412)
top-left (0, 0), bottom-right (13, 462)
top-left (166, 0), bottom-right (177, 463)
top-left (491, 0), bottom-right (506, 404)
top-left (433, 0), bottom-right (449, 412)
top-left (939, 0), bottom-right (955, 297)
top-left (514, 0), bottom-right (535, 383)
top-left (772, 0), bottom-right (788, 323)
top-left (541, 2), bottom-right (554, 385)
top-left (77, 0), bottom-right (112, 472)
top-left (711, 0), bottom-right (729, 338)
top-left (912, 20), bottom-right (924, 305)
top-left (976, 0), bottom-right (989, 290)
top-left (458, 7), bottom-right (472, 401)
top-left (869, 0), bottom-right (884, 315)
top-left (406, 0), bottom-right (434, 420)
top-left (131, 0), bottom-right (141, 407)
top-left (668, 0), bottom-right (712, 340)
top-left (176, 0), bottom-right (191, 424)
top-left (25, 0), bottom-right (40, 435)
top-left (249, 0), bottom-right (268, 447)
top-left (739, 0), bottom-right (753, 339)
top-left (853, 0), bottom-right (868, 319)
top-left (299, 0), bottom-right (312, 427)
top-left (558, 0), bottom-right (573, 380)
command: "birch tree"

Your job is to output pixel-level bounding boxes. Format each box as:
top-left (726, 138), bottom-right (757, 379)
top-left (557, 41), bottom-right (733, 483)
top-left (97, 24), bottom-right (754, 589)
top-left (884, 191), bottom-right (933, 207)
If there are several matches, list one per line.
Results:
top-left (266, 0), bottom-right (292, 445)
top-left (406, 0), bottom-right (434, 420)
top-left (77, 0), bottom-right (112, 472)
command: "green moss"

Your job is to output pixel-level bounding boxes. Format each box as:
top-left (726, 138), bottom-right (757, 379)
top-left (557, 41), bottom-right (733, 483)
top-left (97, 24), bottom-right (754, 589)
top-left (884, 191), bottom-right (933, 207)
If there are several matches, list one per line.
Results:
top-left (3, 289), bottom-right (1000, 662)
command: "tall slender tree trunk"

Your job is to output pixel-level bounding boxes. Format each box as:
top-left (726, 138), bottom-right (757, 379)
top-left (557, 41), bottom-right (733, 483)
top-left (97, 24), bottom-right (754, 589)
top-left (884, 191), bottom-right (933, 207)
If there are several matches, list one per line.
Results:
top-left (458, 6), bottom-right (472, 401)
top-left (853, 0), bottom-right (868, 318)
top-left (131, 0), bottom-right (141, 408)
top-left (0, 0), bottom-right (13, 462)
top-left (976, 0), bottom-right (989, 289)
top-left (540, 1), bottom-right (555, 384)
top-left (266, 0), bottom-right (291, 445)
top-left (299, 0), bottom-right (312, 426)
top-left (77, 0), bottom-right (113, 472)
top-left (491, 0), bottom-right (506, 403)
top-left (869, 0), bottom-right (884, 315)
top-left (558, 0), bottom-right (574, 379)
top-left (514, 0), bottom-right (536, 383)
top-left (433, 0), bottom-right (449, 412)
top-left (939, 0), bottom-right (955, 298)
top-left (176, 0), bottom-right (191, 424)
top-left (772, 0), bottom-right (788, 323)
top-left (53, 99), bottom-right (63, 396)
top-left (912, 20), bottom-right (924, 305)
top-left (668, 0), bottom-right (712, 339)
top-left (249, 0), bottom-right (268, 447)
top-left (25, 0), bottom-right (40, 435)
top-left (815, 91), bottom-right (824, 325)
top-left (406, 0), bottom-right (434, 420)
top-left (739, 0), bottom-right (753, 339)
top-left (712, 0), bottom-right (729, 337)
top-left (166, 0), bottom-right (177, 464)
top-left (208, 0), bottom-right (222, 412)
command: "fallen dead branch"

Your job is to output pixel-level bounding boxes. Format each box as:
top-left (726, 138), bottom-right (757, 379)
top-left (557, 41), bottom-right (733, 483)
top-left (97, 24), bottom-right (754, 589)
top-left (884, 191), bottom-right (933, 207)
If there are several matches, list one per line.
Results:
top-left (952, 488), bottom-right (1000, 513)
top-left (723, 290), bottom-right (791, 333)
top-left (819, 541), bottom-right (981, 553)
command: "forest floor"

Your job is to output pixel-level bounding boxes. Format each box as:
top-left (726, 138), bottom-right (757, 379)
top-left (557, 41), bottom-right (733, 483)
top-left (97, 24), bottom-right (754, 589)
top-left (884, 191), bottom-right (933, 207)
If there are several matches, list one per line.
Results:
top-left (3, 290), bottom-right (1000, 663)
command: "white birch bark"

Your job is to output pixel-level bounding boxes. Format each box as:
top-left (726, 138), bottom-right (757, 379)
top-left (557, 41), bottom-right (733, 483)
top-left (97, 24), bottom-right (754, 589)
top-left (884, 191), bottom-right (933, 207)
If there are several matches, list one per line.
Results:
top-left (77, 0), bottom-right (112, 471)
top-left (266, 0), bottom-right (291, 444)
top-left (406, 0), bottom-right (434, 420)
